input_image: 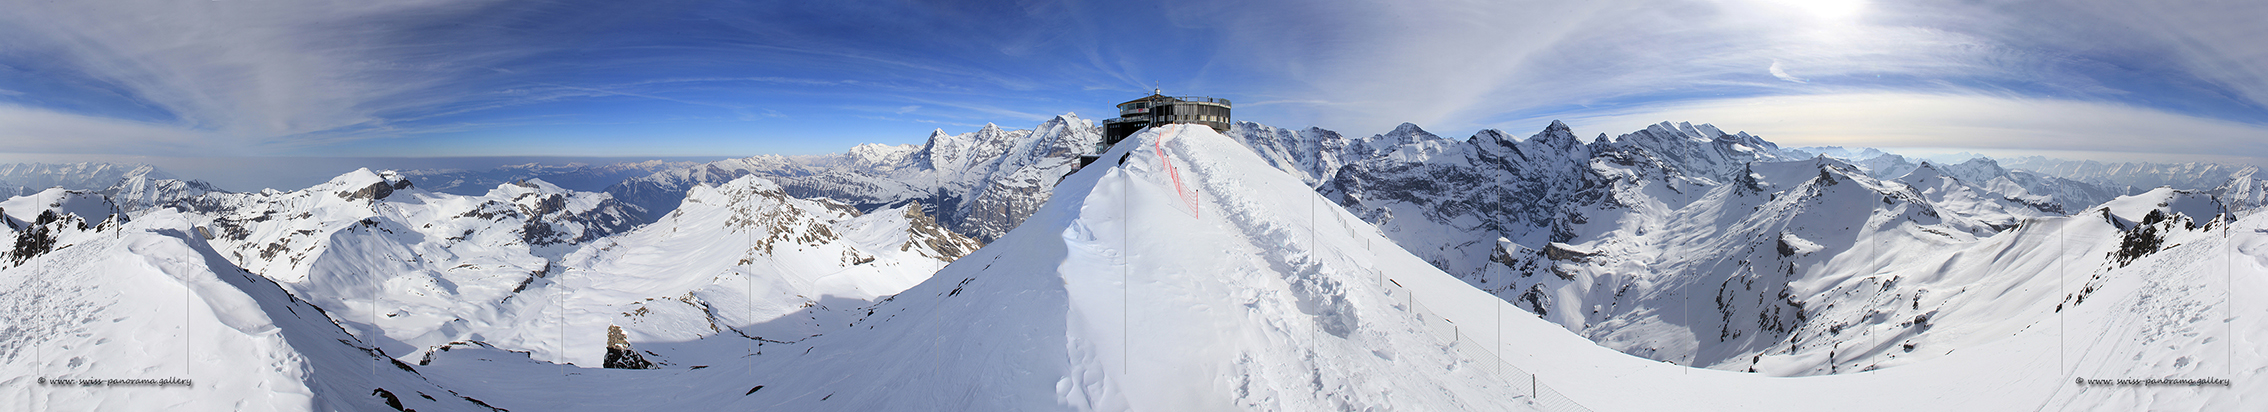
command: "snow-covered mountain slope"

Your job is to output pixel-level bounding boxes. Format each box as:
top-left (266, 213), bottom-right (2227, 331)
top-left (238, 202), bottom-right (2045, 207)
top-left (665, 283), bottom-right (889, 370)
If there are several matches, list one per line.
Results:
top-left (102, 171), bottom-right (226, 215)
top-left (2211, 167), bottom-right (2268, 218)
top-left (2, 188), bottom-right (128, 267)
top-left (400, 123), bottom-right (2265, 411)
top-left (606, 114), bottom-right (1102, 243)
top-left (1929, 157), bottom-right (2117, 214)
top-left (0, 162), bottom-right (172, 198)
top-left (415, 124), bottom-right (1546, 411)
top-left (171, 170), bottom-right (646, 360)
top-left (400, 160), bottom-right (701, 196)
top-left (1217, 118), bottom-right (2237, 381)
top-left (5, 209), bottom-right (504, 411)
top-left (468, 174), bottom-right (980, 367)
top-left (1787, 150), bottom-right (2118, 213)
top-left (0, 162), bottom-right (226, 217)
top-left (1787, 146), bottom-right (1890, 161)
top-left (2000, 156), bottom-right (2255, 194)
top-left (1489, 154), bottom-right (2062, 375)
top-left (1894, 162), bottom-right (2063, 228)
top-left (1478, 196), bottom-right (2267, 411)
top-left (1247, 120), bottom-right (1794, 289)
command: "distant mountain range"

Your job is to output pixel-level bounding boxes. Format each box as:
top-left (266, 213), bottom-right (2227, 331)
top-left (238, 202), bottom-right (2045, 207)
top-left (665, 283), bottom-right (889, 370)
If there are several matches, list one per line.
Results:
top-left (6, 116), bottom-right (2262, 410)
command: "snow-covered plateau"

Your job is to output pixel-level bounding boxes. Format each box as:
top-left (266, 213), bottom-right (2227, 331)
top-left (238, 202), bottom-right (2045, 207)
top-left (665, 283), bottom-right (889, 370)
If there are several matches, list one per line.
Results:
top-left (4, 119), bottom-right (2263, 411)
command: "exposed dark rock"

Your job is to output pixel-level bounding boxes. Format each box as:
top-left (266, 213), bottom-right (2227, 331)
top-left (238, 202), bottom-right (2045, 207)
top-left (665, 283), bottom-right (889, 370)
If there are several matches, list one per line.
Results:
top-left (6, 210), bottom-right (62, 265)
top-left (339, 181), bottom-right (396, 201)
top-left (372, 388), bottom-right (406, 411)
top-left (603, 325), bottom-right (656, 369)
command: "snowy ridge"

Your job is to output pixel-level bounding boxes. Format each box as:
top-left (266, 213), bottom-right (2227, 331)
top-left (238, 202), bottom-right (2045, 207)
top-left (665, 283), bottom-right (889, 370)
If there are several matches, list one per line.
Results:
top-left (399, 160), bottom-right (702, 196)
top-left (10, 117), bottom-right (2266, 410)
top-left (2, 210), bottom-right (503, 411)
top-left (606, 114), bottom-right (1101, 243)
top-left (471, 174), bottom-right (980, 367)
top-left (2, 188), bottom-right (129, 268)
top-left (1223, 117), bottom-right (2261, 389)
top-left (1999, 156), bottom-right (2254, 194)
top-left (411, 124), bottom-right (1547, 411)
top-left (173, 169), bottom-right (648, 361)
top-left (1927, 157), bottom-right (2116, 214)
top-left (0, 162), bottom-right (172, 198)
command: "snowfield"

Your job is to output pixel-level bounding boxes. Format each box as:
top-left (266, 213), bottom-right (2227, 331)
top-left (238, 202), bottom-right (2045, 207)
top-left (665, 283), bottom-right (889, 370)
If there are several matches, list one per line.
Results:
top-left (4, 121), bottom-right (2262, 411)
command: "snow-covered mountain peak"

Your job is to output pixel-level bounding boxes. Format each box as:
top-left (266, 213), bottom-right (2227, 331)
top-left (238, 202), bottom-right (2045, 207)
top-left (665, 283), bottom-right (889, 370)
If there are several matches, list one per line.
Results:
top-left (843, 142), bottom-right (920, 170)
top-left (2, 188), bottom-right (128, 267)
top-left (2, 187), bottom-right (121, 224)
top-left (1903, 159), bottom-right (1945, 176)
top-left (1936, 157), bottom-right (2012, 183)
top-left (486, 177), bottom-right (567, 195)
top-left (1739, 155), bottom-right (1865, 192)
top-left (2096, 187), bottom-right (2225, 224)
top-left (1370, 122), bottom-right (1442, 148)
top-left (309, 168), bottom-right (415, 203)
top-left (1596, 120), bottom-right (1797, 183)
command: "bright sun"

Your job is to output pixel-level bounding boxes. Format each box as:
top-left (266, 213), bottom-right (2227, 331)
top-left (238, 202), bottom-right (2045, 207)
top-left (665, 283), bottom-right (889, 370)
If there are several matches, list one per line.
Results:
top-left (1759, 0), bottom-right (1867, 20)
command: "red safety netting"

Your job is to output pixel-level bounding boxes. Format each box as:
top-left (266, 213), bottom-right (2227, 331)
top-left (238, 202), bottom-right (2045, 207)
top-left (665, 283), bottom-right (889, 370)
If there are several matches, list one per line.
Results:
top-left (1155, 126), bottom-right (1200, 219)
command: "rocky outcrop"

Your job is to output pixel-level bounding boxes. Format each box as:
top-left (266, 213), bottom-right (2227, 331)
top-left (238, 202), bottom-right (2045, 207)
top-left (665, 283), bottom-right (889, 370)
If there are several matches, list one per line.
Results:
top-left (603, 325), bottom-right (655, 370)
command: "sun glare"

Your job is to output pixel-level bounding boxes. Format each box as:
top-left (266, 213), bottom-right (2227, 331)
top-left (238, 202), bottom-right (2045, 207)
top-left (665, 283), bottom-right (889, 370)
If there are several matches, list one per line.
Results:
top-left (1759, 0), bottom-right (1866, 20)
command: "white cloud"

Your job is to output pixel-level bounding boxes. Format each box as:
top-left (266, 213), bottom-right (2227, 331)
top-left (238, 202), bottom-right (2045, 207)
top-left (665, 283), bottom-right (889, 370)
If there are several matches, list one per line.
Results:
top-left (1768, 61), bottom-right (1807, 83)
top-left (0, 0), bottom-right (509, 150)
top-left (0, 105), bottom-right (216, 155)
top-left (1188, 0), bottom-right (2029, 136)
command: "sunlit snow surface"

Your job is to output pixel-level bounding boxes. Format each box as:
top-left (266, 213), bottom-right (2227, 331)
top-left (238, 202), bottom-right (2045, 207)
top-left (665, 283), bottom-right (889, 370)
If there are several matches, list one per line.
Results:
top-left (4, 124), bottom-right (2262, 410)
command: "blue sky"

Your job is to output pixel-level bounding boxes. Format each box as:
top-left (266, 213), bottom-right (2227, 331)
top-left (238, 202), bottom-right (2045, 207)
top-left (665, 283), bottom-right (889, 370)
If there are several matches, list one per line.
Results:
top-left (4, 0), bottom-right (2267, 187)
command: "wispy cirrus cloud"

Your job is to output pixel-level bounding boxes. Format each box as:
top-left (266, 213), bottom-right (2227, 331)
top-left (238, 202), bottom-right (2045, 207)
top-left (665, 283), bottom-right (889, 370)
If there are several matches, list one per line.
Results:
top-left (1, 0), bottom-right (2265, 166)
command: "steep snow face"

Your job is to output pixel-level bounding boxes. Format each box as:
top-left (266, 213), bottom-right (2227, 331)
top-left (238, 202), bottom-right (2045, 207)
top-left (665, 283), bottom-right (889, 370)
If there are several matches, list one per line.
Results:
top-left (1502, 156), bottom-right (2010, 373)
top-left (2210, 167), bottom-right (2268, 217)
top-left (4, 210), bottom-right (500, 411)
top-left (1302, 120), bottom-right (1784, 289)
top-left (606, 114), bottom-right (1102, 243)
top-left (1223, 121), bottom-right (1354, 187)
top-left (1602, 121), bottom-right (1796, 184)
top-left (473, 174), bottom-right (980, 367)
top-left (102, 172), bottom-right (225, 215)
top-left (418, 124), bottom-right (1543, 411)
